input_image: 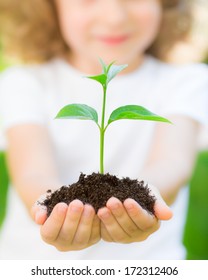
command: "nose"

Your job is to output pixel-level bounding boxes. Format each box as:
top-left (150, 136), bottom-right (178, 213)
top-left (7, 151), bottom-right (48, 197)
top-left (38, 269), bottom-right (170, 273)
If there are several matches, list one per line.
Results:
top-left (99, 0), bottom-right (128, 26)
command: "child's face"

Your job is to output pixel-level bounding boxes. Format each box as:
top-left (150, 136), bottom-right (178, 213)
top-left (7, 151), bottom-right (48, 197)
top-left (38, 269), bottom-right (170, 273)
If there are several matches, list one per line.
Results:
top-left (55, 0), bottom-right (162, 73)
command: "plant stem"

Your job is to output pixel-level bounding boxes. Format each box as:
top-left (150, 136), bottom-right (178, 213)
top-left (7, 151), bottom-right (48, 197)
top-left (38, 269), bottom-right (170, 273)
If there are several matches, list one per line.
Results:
top-left (100, 84), bottom-right (107, 174)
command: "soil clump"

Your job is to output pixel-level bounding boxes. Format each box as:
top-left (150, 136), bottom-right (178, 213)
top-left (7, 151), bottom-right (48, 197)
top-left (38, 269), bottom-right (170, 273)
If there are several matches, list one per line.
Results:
top-left (42, 172), bottom-right (156, 216)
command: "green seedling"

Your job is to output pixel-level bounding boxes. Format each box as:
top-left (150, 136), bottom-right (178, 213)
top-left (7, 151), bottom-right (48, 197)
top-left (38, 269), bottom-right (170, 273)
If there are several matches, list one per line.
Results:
top-left (55, 59), bottom-right (171, 174)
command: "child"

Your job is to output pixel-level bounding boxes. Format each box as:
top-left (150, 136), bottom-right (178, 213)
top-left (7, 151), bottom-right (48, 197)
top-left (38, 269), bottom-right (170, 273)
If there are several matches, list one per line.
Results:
top-left (0, 0), bottom-right (207, 259)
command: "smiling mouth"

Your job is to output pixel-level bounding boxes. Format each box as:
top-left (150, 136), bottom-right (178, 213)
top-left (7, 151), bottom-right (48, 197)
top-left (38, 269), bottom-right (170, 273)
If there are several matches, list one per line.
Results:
top-left (97, 34), bottom-right (130, 45)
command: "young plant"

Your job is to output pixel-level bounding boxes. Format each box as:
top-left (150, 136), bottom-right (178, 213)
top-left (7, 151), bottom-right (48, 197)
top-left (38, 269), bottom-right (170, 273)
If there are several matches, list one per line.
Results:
top-left (55, 59), bottom-right (170, 174)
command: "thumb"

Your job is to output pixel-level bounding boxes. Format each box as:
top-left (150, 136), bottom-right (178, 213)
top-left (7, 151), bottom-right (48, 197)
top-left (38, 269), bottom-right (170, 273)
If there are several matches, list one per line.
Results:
top-left (148, 184), bottom-right (173, 220)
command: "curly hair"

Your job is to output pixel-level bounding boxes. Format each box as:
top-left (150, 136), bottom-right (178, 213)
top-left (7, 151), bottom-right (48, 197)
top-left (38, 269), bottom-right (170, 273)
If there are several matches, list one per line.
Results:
top-left (0, 0), bottom-right (191, 63)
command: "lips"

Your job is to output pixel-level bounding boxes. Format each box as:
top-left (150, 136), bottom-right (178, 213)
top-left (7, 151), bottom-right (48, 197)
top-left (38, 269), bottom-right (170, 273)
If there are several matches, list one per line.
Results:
top-left (96, 34), bottom-right (130, 45)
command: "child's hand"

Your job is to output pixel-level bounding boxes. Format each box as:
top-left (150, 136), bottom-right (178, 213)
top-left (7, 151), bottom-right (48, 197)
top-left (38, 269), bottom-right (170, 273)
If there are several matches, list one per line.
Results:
top-left (97, 186), bottom-right (173, 244)
top-left (32, 199), bottom-right (100, 251)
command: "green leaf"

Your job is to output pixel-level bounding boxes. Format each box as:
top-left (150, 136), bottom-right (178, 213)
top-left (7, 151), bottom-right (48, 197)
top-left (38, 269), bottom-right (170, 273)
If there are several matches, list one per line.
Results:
top-left (55, 104), bottom-right (99, 125)
top-left (87, 74), bottom-right (107, 86)
top-left (99, 58), bottom-right (127, 82)
top-left (106, 61), bottom-right (116, 73)
top-left (107, 63), bottom-right (128, 83)
top-left (108, 105), bottom-right (171, 125)
top-left (86, 60), bottom-right (128, 87)
top-left (99, 58), bottom-right (108, 75)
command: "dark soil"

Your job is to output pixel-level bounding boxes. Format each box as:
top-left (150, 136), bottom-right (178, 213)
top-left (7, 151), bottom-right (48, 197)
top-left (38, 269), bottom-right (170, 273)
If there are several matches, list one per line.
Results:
top-left (42, 173), bottom-right (156, 217)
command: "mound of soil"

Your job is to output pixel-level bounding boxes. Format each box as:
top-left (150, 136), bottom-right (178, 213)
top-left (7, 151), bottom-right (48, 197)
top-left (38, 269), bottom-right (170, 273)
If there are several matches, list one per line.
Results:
top-left (42, 172), bottom-right (156, 216)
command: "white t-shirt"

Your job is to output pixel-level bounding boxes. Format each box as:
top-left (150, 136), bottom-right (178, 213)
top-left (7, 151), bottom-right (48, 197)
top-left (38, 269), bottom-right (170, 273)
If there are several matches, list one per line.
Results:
top-left (0, 56), bottom-right (207, 260)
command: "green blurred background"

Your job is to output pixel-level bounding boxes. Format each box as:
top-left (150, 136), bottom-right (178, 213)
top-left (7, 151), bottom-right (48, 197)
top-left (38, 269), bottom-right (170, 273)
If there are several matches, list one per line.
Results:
top-left (183, 151), bottom-right (208, 260)
top-left (0, 0), bottom-right (208, 259)
top-left (0, 43), bottom-right (10, 230)
top-left (0, 152), bottom-right (9, 230)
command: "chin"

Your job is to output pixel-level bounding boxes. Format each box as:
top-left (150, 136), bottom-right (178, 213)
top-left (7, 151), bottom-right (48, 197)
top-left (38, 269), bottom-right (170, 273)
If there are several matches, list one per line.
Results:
top-left (95, 53), bottom-right (132, 65)
top-left (100, 54), bottom-right (143, 71)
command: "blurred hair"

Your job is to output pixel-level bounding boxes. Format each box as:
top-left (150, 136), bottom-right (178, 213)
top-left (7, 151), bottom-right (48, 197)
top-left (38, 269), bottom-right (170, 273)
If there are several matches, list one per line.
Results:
top-left (0, 0), bottom-right (191, 63)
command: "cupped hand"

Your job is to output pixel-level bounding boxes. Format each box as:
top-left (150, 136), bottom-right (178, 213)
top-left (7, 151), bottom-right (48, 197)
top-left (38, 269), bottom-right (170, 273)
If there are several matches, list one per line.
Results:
top-left (31, 199), bottom-right (101, 251)
top-left (97, 185), bottom-right (172, 244)
top-left (31, 184), bottom-right (172, 249)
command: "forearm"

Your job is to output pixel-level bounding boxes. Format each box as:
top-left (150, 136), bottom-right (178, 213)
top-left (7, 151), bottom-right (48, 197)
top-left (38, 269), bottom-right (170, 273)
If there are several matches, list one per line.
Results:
top-left (12, 173), bottom-right (62, 213)
top-left (6, 124), bottom-right (62, 213)
top-left (140, 159), bottom-right (194, 205)
top-left (139, 116), bottom-right (199, 205)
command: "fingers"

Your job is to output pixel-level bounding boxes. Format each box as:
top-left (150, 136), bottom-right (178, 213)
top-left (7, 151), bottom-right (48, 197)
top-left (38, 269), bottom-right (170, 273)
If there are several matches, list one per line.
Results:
top-left (72, 204), bottom-right (95, 247)
top-left (31, 203), bottom-right (47, 225)
top-left (100, 221), bottom-right (113, 242)
top-left (40, 200), bottom-right (100, 251)
top-left (34, 207), bottom-right (48, 225)
top-left (154, 199), bottom-right (173, 220)
top-left (89, 215), bottom-right (101, 245)
top-left (123, 198), bottom-right (158, 231)
top-left (40, 202), bottom-right (68, 244)
top-left (148, 184), bottom-right (173, 220)
top-left (98, 197), bottom-right (161, 243)
top-left (107, 197), bottom-right (158, 232)
top-left (57, 200), bottom-right (84, 244)
top-left (98, 206), bottom-right (128, 243)
top-left (106, 197), bottom-right (138, 235)
top-left (31, 193), bottom-right (52, 225)
top-left (59, 203), bottom-right (99, 250)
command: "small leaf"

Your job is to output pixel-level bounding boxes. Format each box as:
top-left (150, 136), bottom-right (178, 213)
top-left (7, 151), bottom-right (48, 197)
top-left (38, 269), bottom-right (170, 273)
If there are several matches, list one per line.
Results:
top-left (86, 60), bottom-right (128, 86)
top-left (99, 58), bottom-right (108, 75)
top-left (106, 61), bottom-right (116, 74)
top-left (108, 105), bottom-right (171, 125)
top-left (55, 104), bottom-right (99, 124)
top-left (87, 74), bottom-right (107, 86)
top-left (98, 58), bottom-right (117, 75)
top-left (107, 64), bottom-right (128, 83)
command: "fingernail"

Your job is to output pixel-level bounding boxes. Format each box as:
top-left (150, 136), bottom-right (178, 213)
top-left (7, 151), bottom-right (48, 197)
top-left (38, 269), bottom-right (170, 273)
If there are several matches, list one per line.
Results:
top-left (83, 206), bottom-right (93, 217)
top-left (71, 205), bottom-right (80, 213)
top-left (35, 211), bottom-right (40, 223)
top-left (35, 210), bottom-right (45, 223)
top-left (124, 198), bottom-right (137, 211)
top-left (111, 201), bottom-right (120, 210)
top-left (126, 203), bottom-right (134, 211)
top-left (70, 201), bottom-right (83, 213)
top-left (57, 203), bottom-right (68, 215)
top-left (100, 210), bottom-right (110, 219)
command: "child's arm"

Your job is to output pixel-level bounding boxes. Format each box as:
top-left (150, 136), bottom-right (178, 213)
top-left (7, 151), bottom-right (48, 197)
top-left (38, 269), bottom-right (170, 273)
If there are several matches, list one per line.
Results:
top-left (6, 124), bottom-right (61, 208)
top-left (140, 115), bottom-right (199, 205)
top-left (99, 115), bottom-right (198, 243)
top-left (6, 124), bottom-right (101, 251)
